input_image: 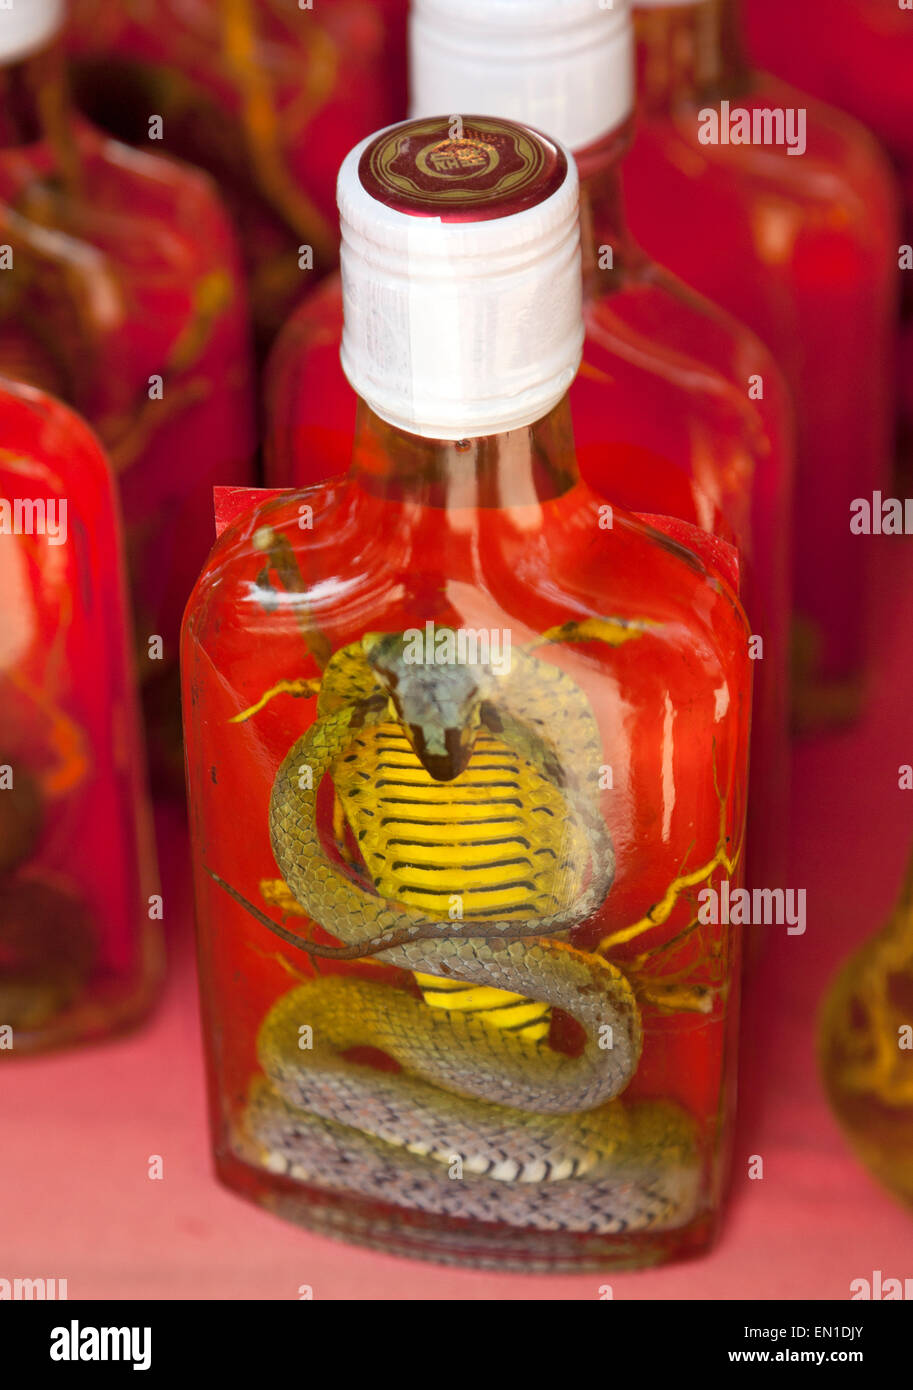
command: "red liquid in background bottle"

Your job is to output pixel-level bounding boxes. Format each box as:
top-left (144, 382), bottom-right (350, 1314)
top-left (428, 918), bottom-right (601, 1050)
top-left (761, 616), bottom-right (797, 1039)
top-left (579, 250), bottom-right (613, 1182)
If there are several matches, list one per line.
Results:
top-left (65, 0), bottom-right (408, 349)
top-left (265, 125), bottom-right (793, 889)
top-left (624, 0), bottom-right (900, 730)
top-left (0, 32), bottom-right (256, 771)
top-left (742, 0), bottom-right (913, 472)
top-left (0, 379), bottom-right (161, 1051)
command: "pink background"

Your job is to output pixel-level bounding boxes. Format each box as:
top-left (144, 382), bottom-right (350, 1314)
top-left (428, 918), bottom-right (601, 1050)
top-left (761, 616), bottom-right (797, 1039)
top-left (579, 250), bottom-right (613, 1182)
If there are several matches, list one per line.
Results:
top-left (4, 544), bottom-right (913, 1301)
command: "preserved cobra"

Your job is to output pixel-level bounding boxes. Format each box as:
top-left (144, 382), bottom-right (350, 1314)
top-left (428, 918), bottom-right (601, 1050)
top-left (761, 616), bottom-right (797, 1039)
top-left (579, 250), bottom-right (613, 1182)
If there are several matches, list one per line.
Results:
top-left (221, 620), bottom-right (703, 1234)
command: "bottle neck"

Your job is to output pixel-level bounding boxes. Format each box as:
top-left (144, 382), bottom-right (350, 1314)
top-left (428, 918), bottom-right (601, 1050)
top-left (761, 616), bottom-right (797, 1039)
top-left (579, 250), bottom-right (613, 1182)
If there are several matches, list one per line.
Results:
top-left (634, 0), bottom-right (750, 116)
top-left (575, 123), bottom-right (641, 298)
top-left (0, 39), bottom-right (71, 153)
top-left (348, 396), bottom-right (581, 512)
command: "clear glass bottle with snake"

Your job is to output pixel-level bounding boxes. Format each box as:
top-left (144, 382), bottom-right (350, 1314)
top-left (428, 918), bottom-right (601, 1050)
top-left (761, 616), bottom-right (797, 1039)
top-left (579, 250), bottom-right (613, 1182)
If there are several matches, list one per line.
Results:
top-left (183, 115), bottom-right (752, 1271)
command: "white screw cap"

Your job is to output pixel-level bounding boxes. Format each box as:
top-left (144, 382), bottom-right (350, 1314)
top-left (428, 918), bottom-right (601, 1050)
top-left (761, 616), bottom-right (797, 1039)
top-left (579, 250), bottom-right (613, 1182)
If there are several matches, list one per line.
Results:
top-left (0, 0), bottom-right (64, 64)
top-left (410, 0), bottom-right (634, 155)
top-left (338, 116), bottom-right (584, 441)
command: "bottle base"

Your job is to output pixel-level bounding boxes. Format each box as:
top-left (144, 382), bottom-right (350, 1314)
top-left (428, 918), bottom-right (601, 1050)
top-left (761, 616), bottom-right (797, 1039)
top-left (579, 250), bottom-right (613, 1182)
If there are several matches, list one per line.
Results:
top-left (215, 1147), bottom-right (717, 1275)
top-left (0, 909), bottom-right (163, 1057)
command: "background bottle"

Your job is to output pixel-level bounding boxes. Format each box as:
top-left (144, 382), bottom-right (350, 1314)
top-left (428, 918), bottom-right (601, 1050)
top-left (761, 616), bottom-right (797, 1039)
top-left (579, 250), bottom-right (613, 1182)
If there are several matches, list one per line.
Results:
top-left (742, 0), bottom-right (913, 480)
top-left (625, 0), bottom-right (900, 731)
top-left (0, 379), bottom-right (161, 1051)
top-left (0, 0), bottom-right (256, 774)
top-left (64, 0), bottom-right (409, 351)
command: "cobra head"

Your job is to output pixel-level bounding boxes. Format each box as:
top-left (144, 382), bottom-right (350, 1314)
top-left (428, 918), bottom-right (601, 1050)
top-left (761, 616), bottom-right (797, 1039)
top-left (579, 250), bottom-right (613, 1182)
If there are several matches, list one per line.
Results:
top-left (363, 630), bottom-right (488, 781)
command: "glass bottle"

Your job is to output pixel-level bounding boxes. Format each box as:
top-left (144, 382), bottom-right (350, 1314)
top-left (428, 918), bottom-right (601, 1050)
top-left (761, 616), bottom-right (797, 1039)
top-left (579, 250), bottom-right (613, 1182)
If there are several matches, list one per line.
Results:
top-left (184, 115), bottom-right (752, 1271)
top-left (742, 0), bottom-right (913, 478)
top-left (265, 0), bottom-right (792, 892)
top-left (0, 378), bottom-right (161, 1051)
top-left (625, 0), bottom-right (900, 730)
top-left (0, 0), bottom-right (256, 774)
top-left (64, 0), bottom-right (408, 350)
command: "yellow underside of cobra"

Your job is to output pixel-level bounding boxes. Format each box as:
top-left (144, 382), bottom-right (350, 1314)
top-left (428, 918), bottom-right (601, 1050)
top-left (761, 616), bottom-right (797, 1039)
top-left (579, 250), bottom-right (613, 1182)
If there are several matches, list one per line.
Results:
top-left (330, 720), bottom-right (592, 1041)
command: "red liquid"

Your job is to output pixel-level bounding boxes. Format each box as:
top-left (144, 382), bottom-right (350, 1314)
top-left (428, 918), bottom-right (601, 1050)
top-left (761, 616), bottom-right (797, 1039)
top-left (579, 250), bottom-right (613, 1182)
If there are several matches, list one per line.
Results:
top-left (66, 0), bottom-right (408, 347)
top-left (0, 39), bottom-right (256, 767)
top-left (265, 127), bottom-right (792, 887)
top-left (624, 0), bottom-right (900, 727)
top-left (0, 379), bottom-right (161, 1050)
top-left (184, 399), bottom-right (752, 1270)
top-left (743, 0), bottom-right (913, 469)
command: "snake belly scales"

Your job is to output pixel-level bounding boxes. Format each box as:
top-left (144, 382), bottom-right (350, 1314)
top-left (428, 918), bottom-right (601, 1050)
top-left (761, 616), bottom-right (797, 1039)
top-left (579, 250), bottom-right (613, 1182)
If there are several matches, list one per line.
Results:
top-left (245, 632), bottom-right (701, 1235)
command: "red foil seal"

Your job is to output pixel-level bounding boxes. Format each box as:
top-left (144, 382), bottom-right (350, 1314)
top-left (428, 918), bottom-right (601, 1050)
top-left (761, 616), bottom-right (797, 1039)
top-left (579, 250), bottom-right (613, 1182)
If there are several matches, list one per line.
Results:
top-left (358, 115), bottom-right (568, 221)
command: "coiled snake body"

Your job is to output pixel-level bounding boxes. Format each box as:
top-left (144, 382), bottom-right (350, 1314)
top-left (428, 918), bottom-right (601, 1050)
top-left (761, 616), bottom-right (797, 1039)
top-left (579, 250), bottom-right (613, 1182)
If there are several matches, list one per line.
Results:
top-left (246, 628), bottom-right (700, 1234)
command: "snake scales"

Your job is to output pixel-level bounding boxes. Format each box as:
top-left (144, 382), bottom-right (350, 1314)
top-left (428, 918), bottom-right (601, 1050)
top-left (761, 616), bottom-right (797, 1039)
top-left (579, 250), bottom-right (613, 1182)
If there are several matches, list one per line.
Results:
top-left (246, 627), bottom-right (700, 1235)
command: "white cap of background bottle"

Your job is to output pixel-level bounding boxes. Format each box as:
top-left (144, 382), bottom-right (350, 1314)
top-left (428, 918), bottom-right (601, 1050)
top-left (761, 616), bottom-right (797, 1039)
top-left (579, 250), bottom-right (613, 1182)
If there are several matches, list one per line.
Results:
top-left (0, 0), bottom-right (63, 64)
top-left (410, 0), bottom-right (634, 155)
top-left (337, 117), bottom-right (584, 441)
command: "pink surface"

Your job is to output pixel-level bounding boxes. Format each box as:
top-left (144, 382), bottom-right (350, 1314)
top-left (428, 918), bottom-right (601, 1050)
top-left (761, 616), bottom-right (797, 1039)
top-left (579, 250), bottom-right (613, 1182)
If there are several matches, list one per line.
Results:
top-left (4, 546), bottom-right (913, 1300)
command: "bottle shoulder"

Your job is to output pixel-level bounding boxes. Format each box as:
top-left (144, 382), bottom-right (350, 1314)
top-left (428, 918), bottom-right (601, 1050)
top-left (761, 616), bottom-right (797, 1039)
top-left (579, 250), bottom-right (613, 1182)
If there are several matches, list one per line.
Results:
top-left (0, 378), bottom-right (112, 501)
top-left (582, 272), bottom-right (787, 436)
top-left (0, 380), bottom-right (125, 641)
top-left (633, 76), bottom-right (899, 229)
top-left (591, 258), bottom-right (778, 379)
top-left (183, 479), bottom-right (750, 695)
top-left (0, 117), bottom-right (241, 271)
